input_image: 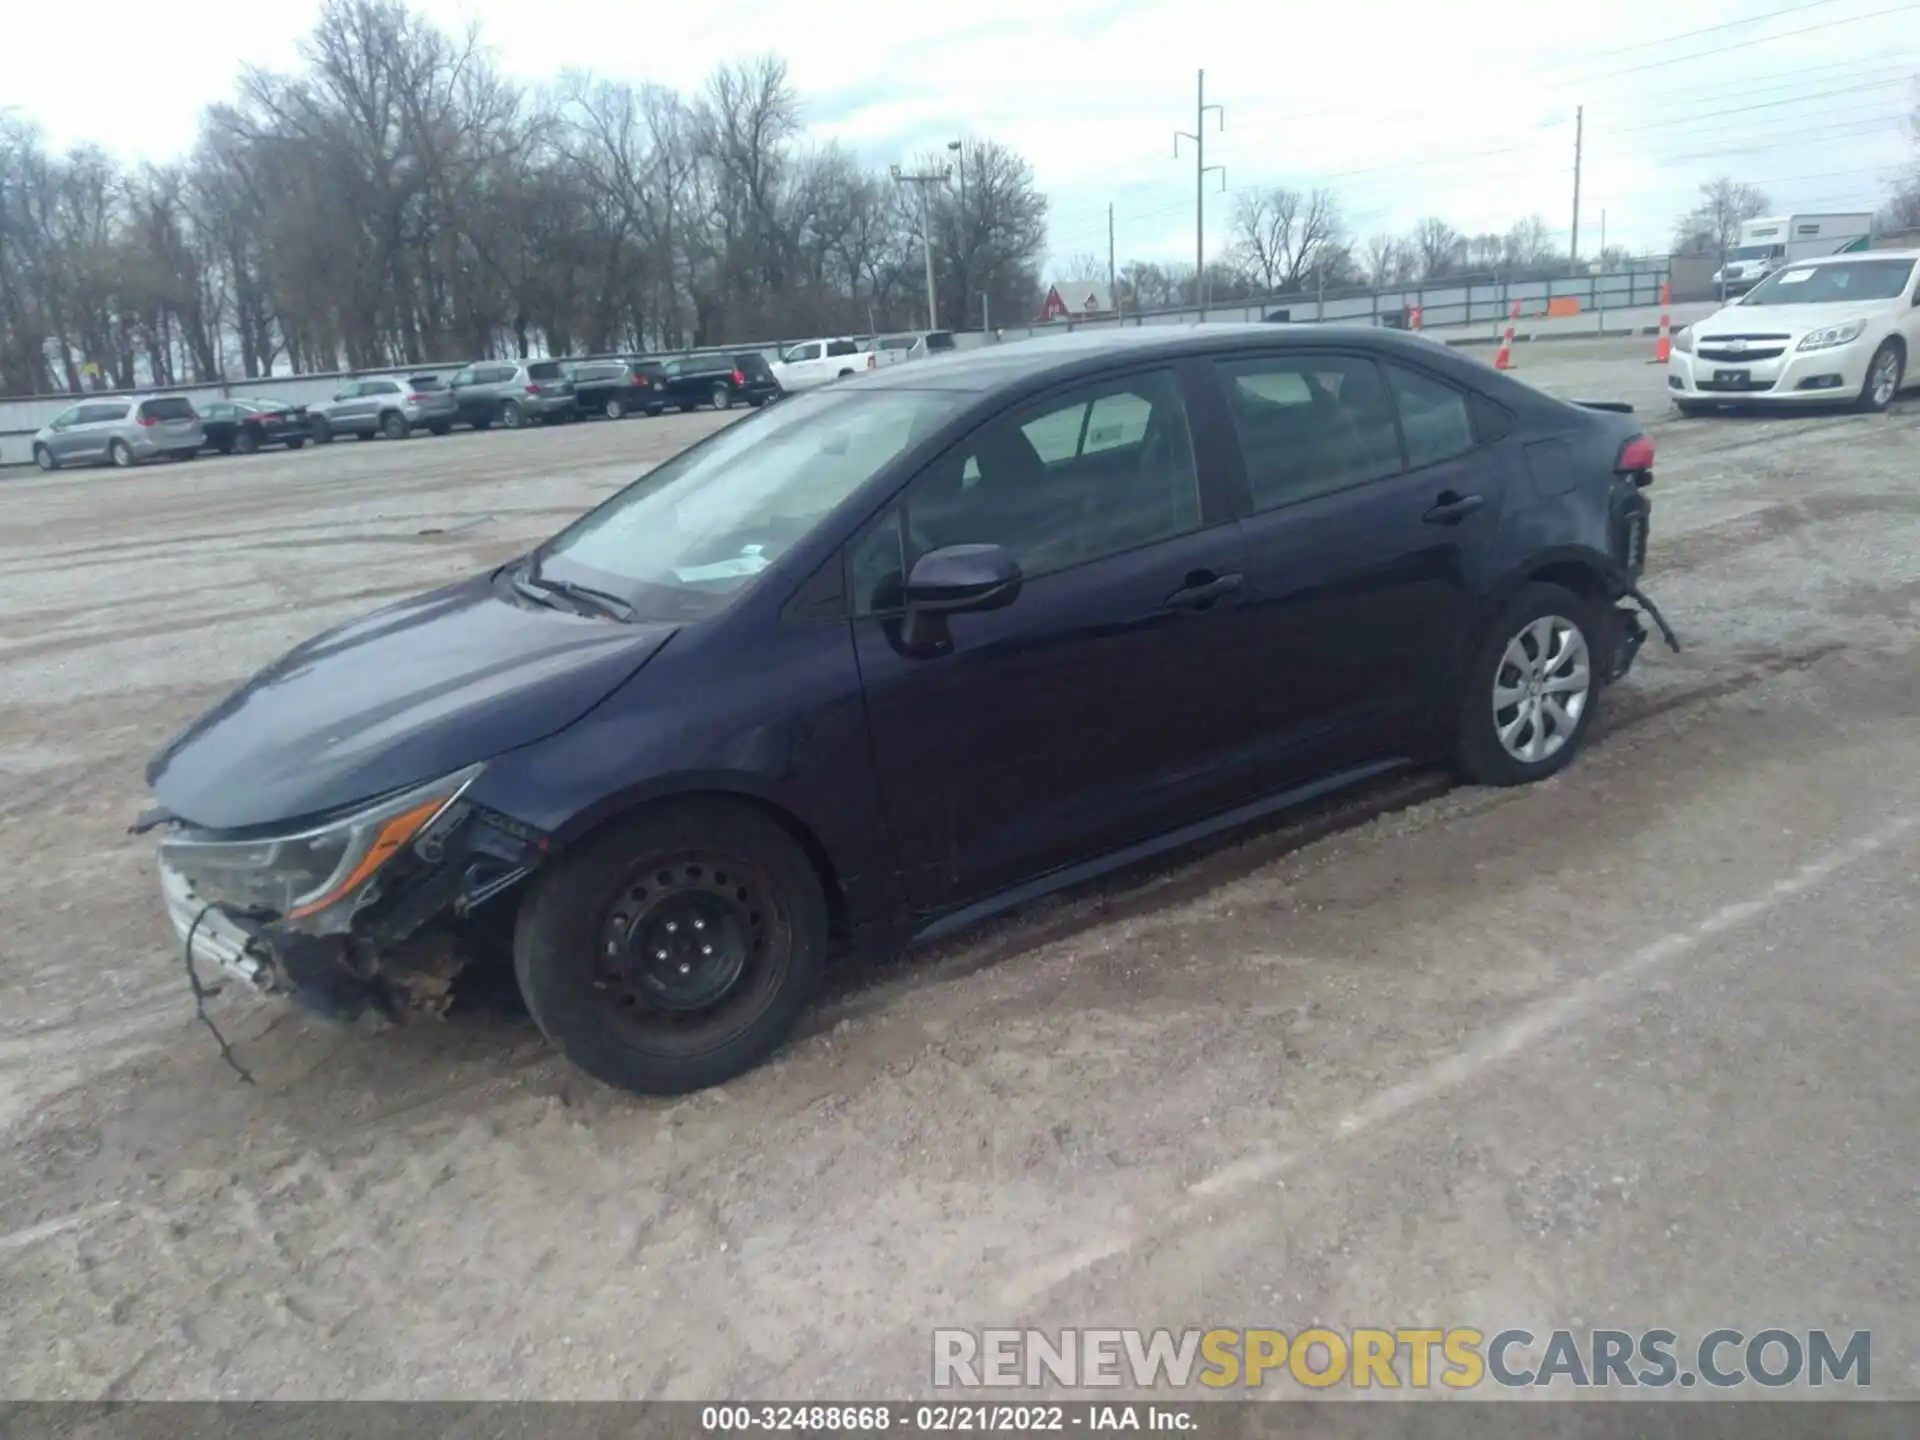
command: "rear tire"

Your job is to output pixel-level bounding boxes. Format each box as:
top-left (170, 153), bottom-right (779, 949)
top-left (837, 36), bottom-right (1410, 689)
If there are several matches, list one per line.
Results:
top-left (311, 419), bottom-right (334, 445)
top-left (1453, 582), bottom-right (1603, 788)
top-left (514, 799), bottom-right (829, 1096)
top-left (236, 426), bottom-right (261, 454)
top-left (33, 445), bottom-right (56, 472)
top-left (109, 440), bottom-right (134, 468)
top-left (1857, 340), bottom-right (1904, 414)
top-left (286, 437), bottom-right (307, 450)
top-left (381, 410), bottom-right (410, 440)
top-left (605, 397), bottom-right (627, 420)
top-left (712, 384), bottom-right (732, 411)
top-left (500, 400), bottom-right (525, 429)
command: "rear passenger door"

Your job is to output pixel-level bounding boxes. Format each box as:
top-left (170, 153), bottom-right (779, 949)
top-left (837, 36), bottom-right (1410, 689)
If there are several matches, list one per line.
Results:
top-left (1205, 349), bottom-right (1509, 790)
top-left (74, 402), bottom-right (129, 461)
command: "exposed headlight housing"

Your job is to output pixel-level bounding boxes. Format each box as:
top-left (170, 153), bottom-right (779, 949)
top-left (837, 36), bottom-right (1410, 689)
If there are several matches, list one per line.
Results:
top-left (158, 764), bottom-right (482, 922)
top-left (1671, 327), bottom-right (1693, 356)
top-left (1796, 321), bottom-right (1866, 353)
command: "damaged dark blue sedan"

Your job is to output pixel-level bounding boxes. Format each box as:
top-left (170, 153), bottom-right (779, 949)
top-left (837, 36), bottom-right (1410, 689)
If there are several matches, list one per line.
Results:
top-left (141, 324), bottom-right (1673, 1096)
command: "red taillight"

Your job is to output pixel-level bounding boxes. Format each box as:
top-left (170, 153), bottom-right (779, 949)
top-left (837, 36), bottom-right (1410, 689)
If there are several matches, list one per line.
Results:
top-left (1615, 434), bottom-right (1655, 474)
top-left (525, 383), bottom-right (541, 394)
top-left (406, 393), bottom-right (425, 402)
top-left (137, 413), bottom-right (158, 427)
top-left (866, 353), bottom-right (876, 370)
top-left (631, 373), bottom-right (646, 386)
top-left (731, 369), bottom-right (745, 385)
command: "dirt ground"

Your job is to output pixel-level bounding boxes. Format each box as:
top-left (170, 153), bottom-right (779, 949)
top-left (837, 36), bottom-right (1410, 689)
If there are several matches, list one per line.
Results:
top-left (2, 351), bottom-right (1917, 1401)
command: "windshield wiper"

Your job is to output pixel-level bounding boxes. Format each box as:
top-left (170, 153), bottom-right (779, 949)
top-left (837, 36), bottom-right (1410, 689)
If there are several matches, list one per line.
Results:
top-left (514, 565), bottom-right (636, 621)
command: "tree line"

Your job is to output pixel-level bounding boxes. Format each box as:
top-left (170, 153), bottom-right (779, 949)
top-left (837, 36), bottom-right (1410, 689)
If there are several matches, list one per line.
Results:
top-left (1057, 187), bottom-right (1634, 314)
top-left (0, 0), bottom-right (1050, 398)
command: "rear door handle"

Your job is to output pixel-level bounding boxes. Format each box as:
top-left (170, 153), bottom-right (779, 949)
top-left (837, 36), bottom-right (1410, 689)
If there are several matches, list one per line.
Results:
top-left (1422, 492), bottom-right (1486, 525)
top-left (1165, 572), bottom-right (1245, 611)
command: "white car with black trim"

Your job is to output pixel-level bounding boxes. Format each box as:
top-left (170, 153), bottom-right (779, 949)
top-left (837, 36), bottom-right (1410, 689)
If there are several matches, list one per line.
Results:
top-left (1666, 250), bottom-right (1919, 415)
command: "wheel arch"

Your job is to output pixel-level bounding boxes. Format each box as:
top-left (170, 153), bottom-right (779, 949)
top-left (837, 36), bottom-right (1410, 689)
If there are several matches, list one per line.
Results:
top-left (543, 781), bottom-right (854, 943)
top-left (1475, 547), bottom-right (1624, 676)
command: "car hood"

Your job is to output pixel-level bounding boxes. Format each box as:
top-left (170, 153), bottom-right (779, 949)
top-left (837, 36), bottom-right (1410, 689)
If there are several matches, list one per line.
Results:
top-left (147, 572), bottom-right (677, 831)
top-left (1698, 300), bottom-right (1896, 336)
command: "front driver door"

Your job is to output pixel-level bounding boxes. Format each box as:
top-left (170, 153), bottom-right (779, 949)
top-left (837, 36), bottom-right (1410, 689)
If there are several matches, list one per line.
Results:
top-left (848, 364), bottom-right (1254, 914)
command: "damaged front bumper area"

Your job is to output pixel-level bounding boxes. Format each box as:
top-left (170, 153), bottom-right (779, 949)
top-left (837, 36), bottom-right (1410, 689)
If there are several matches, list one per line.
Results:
top-left (151, 767), bottom-right (548, 1023)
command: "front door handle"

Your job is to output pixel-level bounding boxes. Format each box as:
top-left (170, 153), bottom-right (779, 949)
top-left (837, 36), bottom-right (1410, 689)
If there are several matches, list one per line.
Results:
top-left (1165, 571), bottom-right (1245, 611)
top-left (1423, 491), bottom-right (1486, 525)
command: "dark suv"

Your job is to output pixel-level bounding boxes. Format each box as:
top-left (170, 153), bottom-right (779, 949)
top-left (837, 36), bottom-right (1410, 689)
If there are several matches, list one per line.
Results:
top-left (654, 353), bottom-right (782, 412)
top-left (569, 360), bottom-right (670, 420)
top-left (144, 324), bottom-right (1672, 1100)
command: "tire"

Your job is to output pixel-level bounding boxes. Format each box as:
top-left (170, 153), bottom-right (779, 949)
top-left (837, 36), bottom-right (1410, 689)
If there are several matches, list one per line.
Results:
top-left (836, 369), bottom-right (854, 380)
top-left (678, 403), bottom-right (694, 414)
top-left (513, 799), bottom-right (829, 1096)
top-left (110, 439), bottom-right (135, 468)
top-left (1673, 399), bottom-right (1711, 417)
top-left (216, 436), bottom-right (235, 455)
top-left (33, 445), bottom-right (56, 472)
top-left (605, 397), bottom-right (627, 420)
top-left (311, 419), bottom-right (334, 445)
top-left (236, 426), bottom-right (261, 454)
top-left (500, 400), bottom-right (525, 429)
top-left (1452, 582), bottom-right (1603, 788)
top-left (712, 384), bottom-right (732, 411)
top-left (648, 405), bottom-right (664, 418)
top-left (1857, 340), bottom-right (1904, 414)
top-left (381, 410), bottom-right (410, 440)
top-left (428, 423), bottom-right (450, 436)
top-left (286, 437), bottom-right (306, 450)
top-left (471, 416), bottom-right (492, 432)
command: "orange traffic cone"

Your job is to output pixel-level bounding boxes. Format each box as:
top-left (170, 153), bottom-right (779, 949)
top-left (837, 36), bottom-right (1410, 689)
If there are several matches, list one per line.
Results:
top-left (1494, 301), bottom-right (1519, 370)
top-left (1654, 282), bottom-right (1672, 363)
top-left (1409, 305), bottom-right (1423, 331)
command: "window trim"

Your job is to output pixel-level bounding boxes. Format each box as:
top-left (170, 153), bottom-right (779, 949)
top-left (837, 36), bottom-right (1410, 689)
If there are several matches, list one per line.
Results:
top-left (841, 360), bottom-right (1223, 619)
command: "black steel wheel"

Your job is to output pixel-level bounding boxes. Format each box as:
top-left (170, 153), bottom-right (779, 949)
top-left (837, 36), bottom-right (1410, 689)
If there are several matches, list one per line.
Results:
top-left (514, 799), bottom-right (828, 1095)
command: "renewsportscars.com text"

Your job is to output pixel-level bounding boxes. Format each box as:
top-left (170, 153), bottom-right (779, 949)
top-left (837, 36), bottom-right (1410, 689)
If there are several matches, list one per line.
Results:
top-left (932, 1327), bottom-right (1871, 1390)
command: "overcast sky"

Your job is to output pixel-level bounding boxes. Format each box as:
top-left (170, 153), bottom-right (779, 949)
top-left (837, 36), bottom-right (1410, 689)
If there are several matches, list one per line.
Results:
top-left (8, 0), bottom-right (1916, 278)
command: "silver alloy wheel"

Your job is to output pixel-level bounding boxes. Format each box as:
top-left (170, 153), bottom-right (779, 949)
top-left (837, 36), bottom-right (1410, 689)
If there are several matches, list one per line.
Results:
top-left (1869, 347), bottom-right (1900, 408)
top-left (1492, 615), bottom-right (1592, 764)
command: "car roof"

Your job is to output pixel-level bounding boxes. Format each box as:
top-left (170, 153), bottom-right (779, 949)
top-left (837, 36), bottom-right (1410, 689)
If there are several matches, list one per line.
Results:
top-left (1784, 249), bottom-right (1919, 264)
top-left (857, 322), bottom-right (1486, 395)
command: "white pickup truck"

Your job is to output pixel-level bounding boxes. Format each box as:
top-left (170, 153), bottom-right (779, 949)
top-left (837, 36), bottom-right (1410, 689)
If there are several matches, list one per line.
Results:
top-left (871, 330), bottom-right (957, 367)
top-left (767, 337), bottom-right (875, 393)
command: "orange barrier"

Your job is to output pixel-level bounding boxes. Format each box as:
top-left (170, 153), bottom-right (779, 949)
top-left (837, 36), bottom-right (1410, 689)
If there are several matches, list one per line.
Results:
top-left (1654, 283), bottom-right (1672, 363)
top-left (1546, 296), bottom-right (1581, 318)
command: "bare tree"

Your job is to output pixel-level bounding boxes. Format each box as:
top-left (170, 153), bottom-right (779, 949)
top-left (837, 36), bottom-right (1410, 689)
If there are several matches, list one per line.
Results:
top-left (1672, 176), bottom-right (1770, 259)
top-left (1412, 216), bottom-right (1463, 279)
top-left (0, 1), bottom-right (1055, 396)
top-left (1229, 186), bottom-right (1343, 293)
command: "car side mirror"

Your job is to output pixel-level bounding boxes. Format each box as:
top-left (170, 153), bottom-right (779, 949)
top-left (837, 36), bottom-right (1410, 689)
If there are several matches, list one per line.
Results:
top-left (900, 544), bottom-right (1022, 655)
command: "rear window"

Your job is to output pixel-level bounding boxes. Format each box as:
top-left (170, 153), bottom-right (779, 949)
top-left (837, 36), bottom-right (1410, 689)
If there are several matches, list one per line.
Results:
top-left (573, 363), bottom-right (622, 381)
top-left (139, 397), bottom-right (196, 421)
top-left (407, 376), bottom-right (446, 391)
top-left (631, 361), bottom-right (665, 377)
top-left (527, 361), bottom-right (566, 381)
top-left (733, 354), bottom-right (771, 376)
top-left (923, 331), bottom-right (956, 352)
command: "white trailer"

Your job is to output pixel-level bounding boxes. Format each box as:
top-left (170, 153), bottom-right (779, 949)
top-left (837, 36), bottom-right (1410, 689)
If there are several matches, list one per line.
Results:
top-left (1713, 213), bottom-right (1874, 292)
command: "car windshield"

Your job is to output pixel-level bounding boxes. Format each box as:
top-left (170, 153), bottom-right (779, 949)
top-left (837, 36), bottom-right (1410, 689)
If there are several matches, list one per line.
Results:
top-left (1727, 244), bottom-right (1773, 261)
top-left (535, 389), bottom-right (962, 617)
top-left (1741, 259), bottom-right (1914, 305)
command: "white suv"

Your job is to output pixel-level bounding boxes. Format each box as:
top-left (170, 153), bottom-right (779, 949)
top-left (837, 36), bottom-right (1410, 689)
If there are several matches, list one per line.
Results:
top-left (767, 337), bottom-right (875, 393)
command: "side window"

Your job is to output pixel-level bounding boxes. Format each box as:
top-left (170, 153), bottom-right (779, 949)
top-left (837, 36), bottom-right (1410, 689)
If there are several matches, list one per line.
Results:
top-left (848, 508), bottom-right (907, 617)
top-left (786, 343), bottom-right (821, 363)
top-left (1215, 354), bottom-right (1403, 511)
top-left (1385, 363), bottom-right (1475, 469)
top-left (900, 368), bottom-right (1201, 581)
top-left (449, 367), bottom-right (475, 386)
top-left (78, 403), bottom-right (128, 424)
top-left (826, 339), bottom-right (858, 358)
top-left (49, 406), bottom-right (81, 428)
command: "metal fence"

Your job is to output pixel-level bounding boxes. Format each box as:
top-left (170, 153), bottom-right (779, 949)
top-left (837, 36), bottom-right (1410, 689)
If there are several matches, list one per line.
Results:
top-left (0, 261), bottom-right (1672, 468)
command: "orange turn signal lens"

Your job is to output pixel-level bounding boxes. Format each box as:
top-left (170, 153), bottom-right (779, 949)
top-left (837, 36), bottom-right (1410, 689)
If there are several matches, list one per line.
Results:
top-left (284, 797), bottom-right (447, 920)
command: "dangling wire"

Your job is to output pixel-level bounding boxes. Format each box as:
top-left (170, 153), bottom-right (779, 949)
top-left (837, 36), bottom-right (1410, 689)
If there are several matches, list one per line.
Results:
top-left (183, 904), bottom-right (257, 1087)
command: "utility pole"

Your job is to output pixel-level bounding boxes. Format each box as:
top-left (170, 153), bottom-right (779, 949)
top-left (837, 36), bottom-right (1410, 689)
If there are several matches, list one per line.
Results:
top-left (948, 139), bottom-right (967, 330)
top-left (891, 162), bottom-right (953, 329)
top-left (1174, 69), bottom-right (1224, 316)
top-left (1569, 104), bottom-right (1583, 277)
top-left (1108, 202), bottom-right (1117, 314)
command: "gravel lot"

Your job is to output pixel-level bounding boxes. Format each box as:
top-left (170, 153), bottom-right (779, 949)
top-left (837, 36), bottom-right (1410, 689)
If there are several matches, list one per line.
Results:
top-left (3, 350), bottom-right (1917, 1401)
